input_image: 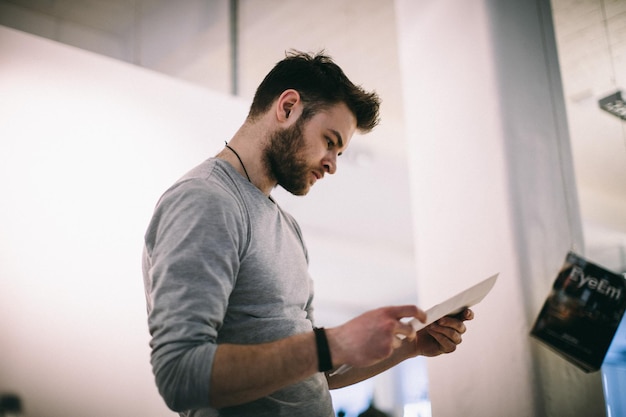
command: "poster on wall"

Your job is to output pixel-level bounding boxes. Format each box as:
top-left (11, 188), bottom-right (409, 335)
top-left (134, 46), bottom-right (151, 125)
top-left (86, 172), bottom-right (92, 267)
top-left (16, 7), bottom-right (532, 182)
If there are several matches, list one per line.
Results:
top-left (531, 251), bottom-right (626, 372)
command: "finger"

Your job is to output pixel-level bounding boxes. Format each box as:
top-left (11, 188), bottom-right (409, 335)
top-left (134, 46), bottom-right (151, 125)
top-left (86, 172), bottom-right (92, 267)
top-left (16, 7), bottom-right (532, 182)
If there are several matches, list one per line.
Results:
top-left (395, 320), bottom-right (417, 339)
top-left (460, 308), bottom-right (474, 321)
top-left (427, 327), bottom-right (462, 352)
top-left (415, 308), bottom-right (427, 323)
top-left (392, 336), bottom-right (403, 349)
top-left (434, 316), bottom-right (467, 334)
top-left (430, 331), bottom-right (459, 353)
top-left (447, 308), bottom-right (473, 322)
top-left (428, 323), bottom-right (463, 344)
top-left (389, 305), bottom-right (427, 323)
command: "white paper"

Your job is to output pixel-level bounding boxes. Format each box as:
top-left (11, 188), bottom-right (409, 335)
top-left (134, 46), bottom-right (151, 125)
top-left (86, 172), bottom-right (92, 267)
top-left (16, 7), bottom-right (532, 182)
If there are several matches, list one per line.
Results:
top-left (409, 273), bottom-right (499, 332)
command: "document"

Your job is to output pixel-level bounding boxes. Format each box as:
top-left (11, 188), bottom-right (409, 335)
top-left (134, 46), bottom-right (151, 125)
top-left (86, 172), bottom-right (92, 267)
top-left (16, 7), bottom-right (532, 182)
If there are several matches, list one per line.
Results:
top-left (409, 273), bottom-right (499, 332)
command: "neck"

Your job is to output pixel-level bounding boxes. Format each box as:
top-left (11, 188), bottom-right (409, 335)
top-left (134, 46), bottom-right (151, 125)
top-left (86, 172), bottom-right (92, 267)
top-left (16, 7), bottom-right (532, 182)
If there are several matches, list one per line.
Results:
top-left (224, 143), bottom-right (251, 182)
top-left (216, 127), bottom-right (276, 196)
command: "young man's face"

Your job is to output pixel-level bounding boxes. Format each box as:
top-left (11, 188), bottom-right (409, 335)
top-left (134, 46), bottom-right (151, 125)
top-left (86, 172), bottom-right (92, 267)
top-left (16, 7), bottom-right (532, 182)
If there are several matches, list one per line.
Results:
top-left (264, 102), bottom-right (357, 196)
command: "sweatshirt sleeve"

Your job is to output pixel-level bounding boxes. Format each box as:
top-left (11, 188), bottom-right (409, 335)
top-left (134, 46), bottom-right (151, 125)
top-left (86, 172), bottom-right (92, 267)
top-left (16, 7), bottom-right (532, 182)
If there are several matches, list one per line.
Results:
top-left (142, 179), bottom-right (247, 411)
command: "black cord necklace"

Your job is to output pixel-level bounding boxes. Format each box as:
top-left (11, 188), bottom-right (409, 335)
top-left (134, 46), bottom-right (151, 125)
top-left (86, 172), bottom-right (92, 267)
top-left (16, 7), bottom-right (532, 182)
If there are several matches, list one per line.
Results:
top-left (224, 142), bottom-right (251, 182)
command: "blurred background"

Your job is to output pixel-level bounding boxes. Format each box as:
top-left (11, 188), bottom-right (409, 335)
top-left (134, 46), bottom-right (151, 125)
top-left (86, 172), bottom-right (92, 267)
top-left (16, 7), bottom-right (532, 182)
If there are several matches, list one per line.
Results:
top-left (0, 1), bottom-right (624, 416)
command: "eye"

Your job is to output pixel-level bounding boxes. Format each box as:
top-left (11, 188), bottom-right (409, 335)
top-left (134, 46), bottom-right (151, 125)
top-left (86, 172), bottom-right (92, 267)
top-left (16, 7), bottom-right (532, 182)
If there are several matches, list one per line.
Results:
top-left (325, 136), bottom-right (335, 149)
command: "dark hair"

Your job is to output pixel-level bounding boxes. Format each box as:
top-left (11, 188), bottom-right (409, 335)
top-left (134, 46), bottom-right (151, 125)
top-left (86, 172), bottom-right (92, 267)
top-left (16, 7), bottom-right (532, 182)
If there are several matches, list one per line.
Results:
top-left (248, 50), bottom-right (381, 132)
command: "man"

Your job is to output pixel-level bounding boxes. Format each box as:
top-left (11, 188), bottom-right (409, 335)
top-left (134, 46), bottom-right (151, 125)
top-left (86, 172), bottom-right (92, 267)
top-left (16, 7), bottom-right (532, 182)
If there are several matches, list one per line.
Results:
top-left (142, 51), bottom-right (473, 417)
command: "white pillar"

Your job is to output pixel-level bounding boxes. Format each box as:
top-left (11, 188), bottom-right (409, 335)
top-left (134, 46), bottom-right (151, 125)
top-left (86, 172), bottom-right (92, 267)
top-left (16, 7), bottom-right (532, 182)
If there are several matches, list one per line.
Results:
top-left (395, 1), bottom-right (606, 416)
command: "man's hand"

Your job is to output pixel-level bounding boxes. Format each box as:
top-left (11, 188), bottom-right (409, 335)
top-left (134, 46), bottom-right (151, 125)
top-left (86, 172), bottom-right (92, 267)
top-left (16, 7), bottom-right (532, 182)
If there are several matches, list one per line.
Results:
top-left (326, 305), bottom-right (427, 368)
top-left (413, 308), bottom-right (474, 357)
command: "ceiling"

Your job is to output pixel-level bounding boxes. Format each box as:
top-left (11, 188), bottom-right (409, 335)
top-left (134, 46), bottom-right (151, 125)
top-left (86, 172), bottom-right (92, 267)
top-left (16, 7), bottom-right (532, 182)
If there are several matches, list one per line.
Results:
top-left (0, 0), bottom-right (624, 273)
top-left (551, 0), bottom-right (626, 266)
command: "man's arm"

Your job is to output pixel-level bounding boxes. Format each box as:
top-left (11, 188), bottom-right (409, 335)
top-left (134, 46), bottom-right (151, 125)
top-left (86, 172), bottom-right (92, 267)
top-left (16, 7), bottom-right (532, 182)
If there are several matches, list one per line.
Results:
top-left (207, 305), bottom-right (426, 408)
top-left (209, 332), bottom-right (318, 408)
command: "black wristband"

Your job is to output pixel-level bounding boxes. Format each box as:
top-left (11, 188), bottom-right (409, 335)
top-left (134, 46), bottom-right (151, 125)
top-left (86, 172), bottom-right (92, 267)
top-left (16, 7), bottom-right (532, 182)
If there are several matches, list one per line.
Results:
top-left (313, 327), bottom-right (333, 372)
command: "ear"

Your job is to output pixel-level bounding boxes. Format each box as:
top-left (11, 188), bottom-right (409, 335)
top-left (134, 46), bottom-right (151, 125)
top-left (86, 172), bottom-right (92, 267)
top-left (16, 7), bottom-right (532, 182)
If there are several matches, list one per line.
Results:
top-left (275, 89), bottom-right (301, 123)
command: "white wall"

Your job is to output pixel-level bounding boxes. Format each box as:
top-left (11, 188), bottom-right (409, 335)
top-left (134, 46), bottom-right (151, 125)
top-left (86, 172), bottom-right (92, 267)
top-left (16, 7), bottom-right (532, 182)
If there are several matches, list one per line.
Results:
top-left (0, 26), bottom-right (248, 417)
top-left (0, 25), bottom-right (419, 416)
top-left (396, 1), bottom-right (605, 416)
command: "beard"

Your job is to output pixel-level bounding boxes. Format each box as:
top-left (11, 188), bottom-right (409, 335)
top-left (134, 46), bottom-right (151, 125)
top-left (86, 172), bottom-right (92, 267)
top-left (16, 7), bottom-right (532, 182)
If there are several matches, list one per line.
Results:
top-left (263, 118), bottom-right (312, 196)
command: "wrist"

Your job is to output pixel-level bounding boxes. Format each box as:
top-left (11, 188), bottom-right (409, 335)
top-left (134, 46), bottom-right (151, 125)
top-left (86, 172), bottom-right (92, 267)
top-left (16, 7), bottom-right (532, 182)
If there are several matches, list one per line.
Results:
top-left (313, 327), bottom-right (334, 372)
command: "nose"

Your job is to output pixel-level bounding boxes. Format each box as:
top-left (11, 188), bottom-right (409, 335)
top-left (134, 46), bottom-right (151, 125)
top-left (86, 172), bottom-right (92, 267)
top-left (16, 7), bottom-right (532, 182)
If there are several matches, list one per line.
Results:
top-left (323, 152), bottom-right (337, 175)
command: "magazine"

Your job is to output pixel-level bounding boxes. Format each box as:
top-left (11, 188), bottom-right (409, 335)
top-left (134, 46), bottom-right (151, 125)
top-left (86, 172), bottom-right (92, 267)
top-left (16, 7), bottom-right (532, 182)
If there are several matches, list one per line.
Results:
top-left (531, 251), bottom-right (626, 372)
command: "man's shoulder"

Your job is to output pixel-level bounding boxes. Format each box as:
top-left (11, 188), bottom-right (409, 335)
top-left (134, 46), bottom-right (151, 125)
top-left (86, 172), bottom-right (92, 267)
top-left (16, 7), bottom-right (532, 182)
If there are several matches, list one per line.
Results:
top-left (153, 159), bottom-right (245, 217)
top-left (168, 158), bottom-right (240, 197)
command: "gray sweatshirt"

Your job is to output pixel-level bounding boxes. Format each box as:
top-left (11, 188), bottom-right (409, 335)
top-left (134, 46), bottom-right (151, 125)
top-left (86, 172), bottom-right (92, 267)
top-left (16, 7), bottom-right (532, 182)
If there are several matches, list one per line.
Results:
top-left (143, 158), bottom-right (333, 417)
